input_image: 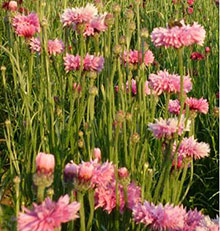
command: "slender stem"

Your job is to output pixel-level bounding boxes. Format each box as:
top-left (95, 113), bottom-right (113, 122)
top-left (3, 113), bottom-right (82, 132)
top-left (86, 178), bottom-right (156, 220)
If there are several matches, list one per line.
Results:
top-left (77, 192), bottom-right (86, 231)
top-left (37, 185), bottom-right (45, 203)
top-left (87, 190), bottom-right (95, 231)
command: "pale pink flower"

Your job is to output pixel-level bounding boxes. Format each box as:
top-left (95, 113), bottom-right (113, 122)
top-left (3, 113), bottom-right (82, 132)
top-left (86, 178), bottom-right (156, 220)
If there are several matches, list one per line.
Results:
top-left (118, 167), bottom-right (129, 180)
top-left (148, 116), bottom-right (190, 139)
top-left (91, 161), bottom-right (115, 188)
top-left (79, 3), bottom-right (98, 23)
top-left (18, 195), bottom-right (80, 231)
top-left (48, 39), bottom-right (64, 56)
top-left (127, 182), bottom-right (141, 210)
top-left (12, 13), bottom-right (40, 38)
top-left (168, 99), bottom-right (182, 115)
top-left (30, 37), bottom-right (41, 53)
top-left (63, 53), bottom-right (81, 72)
top-left (177, 136), bottom-right (210, 160)
top-left (151, 20), bottom-right (206, 48)
top-left (8, 1), bottom-right (17, 11)
top-left (144, 50), bottom-right (155, 66)
top-left (185, 97), bottom-right (209, 114)
top-left (83, 54), bottom-right (104, 72)
top-left (89, 13), bottom-right (107, 33)
top-left (61, 8), bottom-right (78, 27)
top-left (149, 70), bottom-right (192, 95)
top-left (36, 152), bottom-right (55, 175)
top-left (196, 216), bottom-right (219, 231)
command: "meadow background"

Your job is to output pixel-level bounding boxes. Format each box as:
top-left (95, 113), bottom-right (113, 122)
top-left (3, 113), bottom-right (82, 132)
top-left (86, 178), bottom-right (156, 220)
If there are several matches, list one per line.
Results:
top-left (0, 0), bottom-right (219, 230)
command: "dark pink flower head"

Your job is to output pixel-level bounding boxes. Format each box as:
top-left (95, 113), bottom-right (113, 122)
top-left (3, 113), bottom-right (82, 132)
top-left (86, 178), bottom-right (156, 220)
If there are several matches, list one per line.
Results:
top-left (183, 209), bottom-right (205, 231)
top-left (168, 99), bottom-right (182, 115)
top-left (95, 182), bottom-right (125, 214)
top-left (63, 53), bottom-right (81, 72)
top-left (187, 7), bottom-right (194, 14)
top-left (78, 161), bottom-right (94, 181)
top-left (18, 195), bottom-right (80, 231)
top-left (12, 12), bottom-right (40, 38)
top-left (30, 37), bottom-right (41, 53)
top-left (148, 116), bottom-right (190, 139)
top-left (36, 152), bottom-right (55, 175)
top-left (177, 136), bottom-right (210, 160)
top-left (64, 162), bottom-right (79, 182)
top-left (127, 182), bottom-right (141, 210)
top-left (91, 161), bottom-right (115, 188)
top-left (185, 97), bottom-right (209, 114)
top-left (83, 54), bottom-right (104, 72)
top-left (122, 50), bottom-right (154, 66)
top-left (149, 70), bottom-right (192, 95)
top-left (187, 0), bottom-right (195, 5)
top-left (151, 20), bottom-right (206, 48)
top-left (190, 52), bottom-right (205, 60)
top-left (48, 39), bottom-right (65, 56)
top-left (205, 46), bottom-right (211, 53)
top-left (118, 167), bottom-right (129, 180)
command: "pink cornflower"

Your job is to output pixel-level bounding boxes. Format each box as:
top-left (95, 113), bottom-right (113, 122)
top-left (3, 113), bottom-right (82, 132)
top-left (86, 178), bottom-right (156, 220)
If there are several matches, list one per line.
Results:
top-left (118, 167), bottom-right (129, 180)
top-left (78, 161), bottom-right (94, 181)
top-left (93, 148), bottom-right (101, 161)
top-left (83, 54), bottom-right (104, 72)
top-left (148, 116), bottom-right (190, 139)
top-left (190, 52), bottom-right (205, 60)
top-left (177, 136), bottom-right (210, 160)
top-left (127, 182), bottom-right (141, 210)
top-left (12, 13), bottom-right (40, 38)
top-left (63, 54), bottom-right (81, 72)
top-left (88, 13), bottom-right (107, 34)
top-left (36, 152), bottom-right (55, 175)
top-left (18, 195), bottom-right (80, 231)
top-left (187, 0), bottom-right (195, 5)
top-left (195, 216), bottom-right (219, 231)
top-left (185, 97), bottom-right (209, 114)
top-left (64, 162), bottom-right (79, 182)
top-left (149, 70), bottom-right (192, 95)
top-left (48, 39), bottom-right (64, 56)
top-left (91, 161), bottom-right (115, 188)
top-left (122, 50), bottom-right (154, 66)
top-left (183, 209), bottom-right (204, 231)
top-left (168, 99), bottom-right (182, 115)
top-left (188, 7), bottom-right (194, 14)
top-left (30, 37), bottom-right (41, 53)
top-left (151, 20), bottom-right (206, 48)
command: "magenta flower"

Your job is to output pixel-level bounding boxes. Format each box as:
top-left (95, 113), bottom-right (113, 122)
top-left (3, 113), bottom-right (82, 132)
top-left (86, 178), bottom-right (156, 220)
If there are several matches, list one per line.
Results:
top-left (177, 136), bottom-right (210, 160)
top-left (151, 20), bottom-right (206, 48)
top-left (190, 52), bottom-right (205, 60)
top-left (63, 53), bottom-right (81, 72)
top-left (64, 162), bottom-right (79, 182)
top-left (183, 209), bottom-right (205, 231)
top-left (36, 152), bottom-right (55, 175)
top-left (148, 116), bottom-right (190, 139)
top-left (18, 195), bottom-right (80, 231)
top-left (168, 99), bottom-right (182, 115)
top-left (127, 182), bottom-right (141, 210)
top-left (83, 54), bottom-right (104, 72)
top-left (122, 50), bottom-right (154, 66)
top-left (48, 39), bottom-right (65, 56)
top-left (186, 97), bottom-right (209, 114)
top-left (12, 13), bottom-right (40, 38)
top-left (149, 70), bottom-right (192, 95)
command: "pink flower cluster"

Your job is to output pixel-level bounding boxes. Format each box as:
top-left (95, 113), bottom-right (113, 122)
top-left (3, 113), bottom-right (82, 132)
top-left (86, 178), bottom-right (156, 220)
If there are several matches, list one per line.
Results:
top-left (12, 13), bottom-right (40, 38)
top-left (63, 53), bottom-right (104, 73)
top-left (18, 195), bottom-right (80, 231)
top-left (133, 202), bottom-right (218, 231)
top-left (151, 20), bottom-right (206, 48)
top-left (168, 97), bottom-right (209, 115)
top-left (122, 50), bottom-right (154, 67)
top-left (148, 116), bottom-right (190, 139)
top-left (61, 3), bottom-right (107, 36)
top-left (177, 136), bottom-right (210, 160)
top-left (149, 70), bottom-right (192, 95)
top-left (30, 37), bottom-right (65, 56)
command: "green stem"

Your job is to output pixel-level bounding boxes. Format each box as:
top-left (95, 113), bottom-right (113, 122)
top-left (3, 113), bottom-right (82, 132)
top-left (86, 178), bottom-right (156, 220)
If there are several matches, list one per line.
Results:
top-left (37, 185), bottom-right (45, 203)
top-left (78, 192), bottom-right (86, 231)
top-left (87, 190), bottom-right (95, 231)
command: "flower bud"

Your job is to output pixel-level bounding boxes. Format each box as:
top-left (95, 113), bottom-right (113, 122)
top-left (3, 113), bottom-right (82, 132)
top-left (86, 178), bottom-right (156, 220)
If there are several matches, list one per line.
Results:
top-left (64, 162), bottom-right (79, 182)
top-left (1, 66), bottom-right (6, 72)
top-left (78, 162), bottom-right (94, 181)
top-left (118, 167), bottom-right (129, 179)
top-left (116, 110), bottom-right (125, 123)
top-left (125, 9), bottom-right (134, 20)
top-left (89, 86), bottom-right (98, 96)
top-left (119, 36), bottom-right (126, 45)
top-left (205, 46), bottom-right (210, 53)
top-left (130, 132), bottom-right (140, 144)
top-left (113, 44), bottom-right (122, 56)
top-left (112, 3), bottom-right (121, 14)
top-left (78, 139), bottom-right (84, 148)
top-left (93, 148), bottom-right (101, 161)
top-left (78, 130), bottom-right (84, 137)
top-left (141, 28), bottom-right (149, 38)
top-left (126, 113), bottom-right (132, 122)
top-left (8, 1), bottom-right (17, 11)
top-left (36, 152), bottom-right (55, 175)
top-left (187, 7), bottom-right (194, 15)
top-left (104, 13), bottom-right (114, 27)
top-left (129, 21), bottom-right (136, 32)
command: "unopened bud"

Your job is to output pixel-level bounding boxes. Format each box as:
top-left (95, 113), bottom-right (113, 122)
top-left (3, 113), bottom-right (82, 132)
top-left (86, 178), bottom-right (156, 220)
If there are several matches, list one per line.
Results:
top-left (116, 110), bottom-right (125, 123)
top-left (119, 36), bottom-right (126, 45)
top-left (126, 113), bottom-right (132, 122)
top-left (104, 13), bottom-right (114, 27)
top-left (129, 21), bottom-right (136, 32)
top-left (130, 132), bottom-right (140, 144)
top-left (113, 45), bottom-right (122, 56)
top-left (89, 86), bottom-right (98, 96)
top-left (112, 3), bottom-right (121, 14)
top-left (78, 131), bottom-right (84, 137)
top-left (141, 28), bottom-right (149, 38)
top-left (125, 9), bottom-right (134, 20)
top-left (78, 139), bottom-right (84, 148)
